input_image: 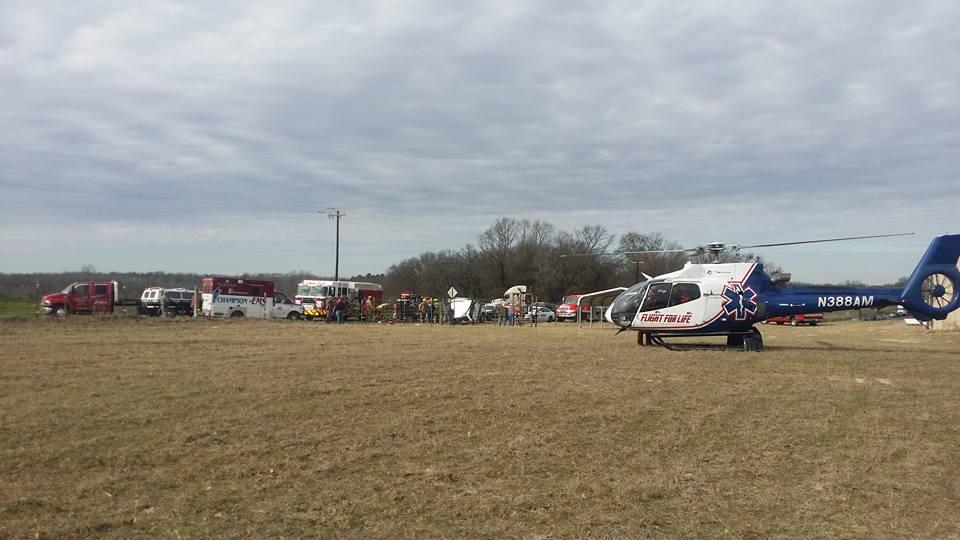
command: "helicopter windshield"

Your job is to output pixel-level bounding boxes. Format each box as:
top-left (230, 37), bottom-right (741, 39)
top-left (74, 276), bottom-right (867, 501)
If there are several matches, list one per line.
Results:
top-left (607, 280), bottom-right (651, 327)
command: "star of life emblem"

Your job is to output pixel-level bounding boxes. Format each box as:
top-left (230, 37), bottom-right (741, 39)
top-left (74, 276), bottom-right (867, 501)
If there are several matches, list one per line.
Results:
top-left (721, 283), bottom-right (758, 320)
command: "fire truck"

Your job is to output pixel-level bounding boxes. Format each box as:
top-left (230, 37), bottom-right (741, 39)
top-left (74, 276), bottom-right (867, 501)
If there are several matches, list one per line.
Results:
top-left (200, 277), bottom-right (303, 319)
top-left (294, 280), bottom-right (383, 320)
top-left (555, 294), bottom-right (603, 322)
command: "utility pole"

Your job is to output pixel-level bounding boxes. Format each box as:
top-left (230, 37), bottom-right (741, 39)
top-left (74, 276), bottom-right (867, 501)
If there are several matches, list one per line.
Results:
top-left (325, 208), bottom-right (346, 281)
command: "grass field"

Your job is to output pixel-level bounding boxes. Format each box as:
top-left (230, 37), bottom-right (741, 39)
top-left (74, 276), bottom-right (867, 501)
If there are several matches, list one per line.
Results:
top-left (2, 318), bottom-right (959, 538)
top-left (0, 298), bottom-right (39, 319)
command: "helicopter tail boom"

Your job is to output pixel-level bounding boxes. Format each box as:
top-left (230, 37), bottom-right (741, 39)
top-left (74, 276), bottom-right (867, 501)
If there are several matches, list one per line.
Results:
top-left (899, 234), bottom-right (960, 321)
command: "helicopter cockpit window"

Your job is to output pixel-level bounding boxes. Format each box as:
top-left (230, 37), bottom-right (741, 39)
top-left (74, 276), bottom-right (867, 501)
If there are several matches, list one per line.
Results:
top-left (669, 283), bottom-right (701, 306)
top-left (607, 280), bottom-right (650, 327)
top-left (640, 283), bottom-right (672, 312)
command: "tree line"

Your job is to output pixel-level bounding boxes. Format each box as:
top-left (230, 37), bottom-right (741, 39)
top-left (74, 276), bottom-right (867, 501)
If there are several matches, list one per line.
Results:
top-left (0, 217), bottom-right (762, 301)
top-left (380, 217), bottom-right (742, 301)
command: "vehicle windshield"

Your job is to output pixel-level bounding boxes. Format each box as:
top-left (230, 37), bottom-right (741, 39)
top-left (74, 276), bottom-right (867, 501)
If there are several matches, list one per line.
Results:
top-left (607, 280), bottom-right (651, 327)
top-left (561, 295), bottom-right (579, 304)
top-left (297, 285), bottom-right (329, 297)
top-left (62, 283), bottom-right (75, 294)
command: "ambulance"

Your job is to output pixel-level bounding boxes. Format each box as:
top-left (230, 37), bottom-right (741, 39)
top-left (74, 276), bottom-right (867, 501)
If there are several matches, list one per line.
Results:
top-left (200, 277), bottom-right (304, 319)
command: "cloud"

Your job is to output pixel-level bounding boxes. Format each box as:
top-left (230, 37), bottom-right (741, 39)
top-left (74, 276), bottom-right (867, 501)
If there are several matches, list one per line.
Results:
top-left (1, 0), bottom-right (958, 282)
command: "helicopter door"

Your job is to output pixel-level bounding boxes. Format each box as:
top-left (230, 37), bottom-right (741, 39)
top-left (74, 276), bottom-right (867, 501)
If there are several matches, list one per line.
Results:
top-left (634, 282), bottom-right (705, 328)
top-left (639, 283), bottom-right (672, 312)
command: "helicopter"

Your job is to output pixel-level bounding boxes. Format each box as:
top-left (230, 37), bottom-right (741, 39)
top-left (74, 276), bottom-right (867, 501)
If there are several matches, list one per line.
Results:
top-left (598, 233), bottom-right (960, 351)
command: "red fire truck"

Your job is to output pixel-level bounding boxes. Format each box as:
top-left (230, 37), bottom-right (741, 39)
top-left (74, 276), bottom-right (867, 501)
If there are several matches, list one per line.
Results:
top-left (294, 279), bottom-right (383, 320)
top-left (555, 294), bottom-right (602, 322)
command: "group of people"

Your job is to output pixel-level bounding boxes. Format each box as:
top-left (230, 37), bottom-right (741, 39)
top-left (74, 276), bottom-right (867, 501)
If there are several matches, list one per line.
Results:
top-left (320, 295), bottom-right (381, 323)
top-left (326, 296), bottom-right (349, 323)
top-left (494, 303), bottom-right (523, 326)
top-left (324, 295), bottom-right (532, 325)
top-left (417, 298), bottom-right (437, 323)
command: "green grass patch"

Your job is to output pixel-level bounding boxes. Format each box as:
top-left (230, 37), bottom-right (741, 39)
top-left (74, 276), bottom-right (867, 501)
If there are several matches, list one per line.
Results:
top-left (0, 297), bottom-right (39, 318)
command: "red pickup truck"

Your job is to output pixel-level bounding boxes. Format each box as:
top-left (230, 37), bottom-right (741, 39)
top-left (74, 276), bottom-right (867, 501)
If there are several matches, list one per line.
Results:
top-left (764, 313), bottom-right (824, 326)
top-left (40, 281), bottom-right (130, 316)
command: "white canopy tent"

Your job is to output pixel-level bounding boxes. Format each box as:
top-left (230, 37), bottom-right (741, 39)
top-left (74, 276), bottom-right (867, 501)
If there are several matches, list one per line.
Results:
top-left (575, 287), bottom-right (628, 328)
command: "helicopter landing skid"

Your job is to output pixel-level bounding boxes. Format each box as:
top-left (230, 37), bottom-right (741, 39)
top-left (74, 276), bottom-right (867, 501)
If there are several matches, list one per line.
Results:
top-left (640, 327), bottom-right (764, 352)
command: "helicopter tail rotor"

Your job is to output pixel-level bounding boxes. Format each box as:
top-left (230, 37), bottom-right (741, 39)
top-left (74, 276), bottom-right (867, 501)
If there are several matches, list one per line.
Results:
top-left (900, 235), bottom-right (960, 320)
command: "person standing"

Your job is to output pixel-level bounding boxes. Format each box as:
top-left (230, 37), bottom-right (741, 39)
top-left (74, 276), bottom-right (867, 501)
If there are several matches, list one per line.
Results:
top-left (418, 298), bottom-right (428, 323)
top-left (362, 296), bottom-right (374, 322)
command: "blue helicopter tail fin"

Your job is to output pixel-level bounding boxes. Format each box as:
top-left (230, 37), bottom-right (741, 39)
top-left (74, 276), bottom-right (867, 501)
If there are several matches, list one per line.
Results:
top-left (900, 234), bottom-right (960, 320)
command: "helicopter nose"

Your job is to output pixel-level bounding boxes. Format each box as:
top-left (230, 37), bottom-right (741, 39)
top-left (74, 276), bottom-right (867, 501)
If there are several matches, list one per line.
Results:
top-left (607, 286), bottom-right (644, 327)
top-left (604, 305), bottom-right (618, 325)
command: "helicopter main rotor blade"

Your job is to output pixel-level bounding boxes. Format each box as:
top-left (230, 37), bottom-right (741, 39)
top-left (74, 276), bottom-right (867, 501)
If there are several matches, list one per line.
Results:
top-left (733, 232), bottom-right (914, 250)
top-left (615, 248), bottom-right (699, 255)
top-left (559, 252), bottom-right (614, 258)
top-left (562, 233), bottom-right (913, 259)
top-left (561, 249), bottom-right (692, 258)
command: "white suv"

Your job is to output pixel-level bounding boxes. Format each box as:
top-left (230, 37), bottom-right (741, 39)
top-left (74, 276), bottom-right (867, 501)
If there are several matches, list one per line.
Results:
top-left (139, 287), bottom-right (195, 317)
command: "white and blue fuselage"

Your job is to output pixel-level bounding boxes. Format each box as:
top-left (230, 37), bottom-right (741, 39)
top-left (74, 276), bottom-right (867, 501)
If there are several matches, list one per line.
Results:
top-left (607, 234), bottom-right (960, 336)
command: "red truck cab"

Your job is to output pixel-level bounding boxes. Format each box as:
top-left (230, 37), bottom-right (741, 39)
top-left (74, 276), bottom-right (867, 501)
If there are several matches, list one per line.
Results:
top-left (41, 281), bottom-right (119, 315)
top-left (556, 294), bottom-right (599, 322)
top-left (764, 313), bottom-right (824, 326)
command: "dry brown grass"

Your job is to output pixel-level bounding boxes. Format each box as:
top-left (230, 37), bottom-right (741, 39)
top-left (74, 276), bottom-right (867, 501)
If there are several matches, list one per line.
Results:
top-left (2, 318), bottom-right (960, 538)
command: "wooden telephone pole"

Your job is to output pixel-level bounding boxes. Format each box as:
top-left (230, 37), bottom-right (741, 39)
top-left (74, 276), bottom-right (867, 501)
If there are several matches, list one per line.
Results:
top-left (325, 208), bottom-right (346, 281)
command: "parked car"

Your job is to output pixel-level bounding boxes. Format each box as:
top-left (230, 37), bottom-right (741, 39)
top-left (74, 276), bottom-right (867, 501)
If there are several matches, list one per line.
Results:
top-left (529, 302), bottom-right (558, 313)
top-left (480, 302), bottom-right (497, 320)
top-left (523, 306), bottom-right (556, 322)
top-left (139, 287), bottom-right (195, 317)
top-left (764, 313), bottom-right (823, 326)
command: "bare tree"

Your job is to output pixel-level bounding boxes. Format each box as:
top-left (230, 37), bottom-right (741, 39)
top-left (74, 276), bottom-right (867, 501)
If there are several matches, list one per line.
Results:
top-left (520, 219), bottom-right (556, 247)
top-left (575, 224), bottom-right (614, 253)
top-left (418, 251), bottom-right (464, 299)
top-left (569, 225), bottom-right (617, 292)
top-left (458, 244), bottom-right (488, 298)
top-left (383, 257), bottom-right (423, 298)
top-left (617, 232), bottom-right (687, 279)
top-left (478, 218), bottom-right (522, 288)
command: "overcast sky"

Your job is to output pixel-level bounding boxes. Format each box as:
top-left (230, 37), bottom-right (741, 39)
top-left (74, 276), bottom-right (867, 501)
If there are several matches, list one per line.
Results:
top-left (2, 0), bottom-right (958, 284)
